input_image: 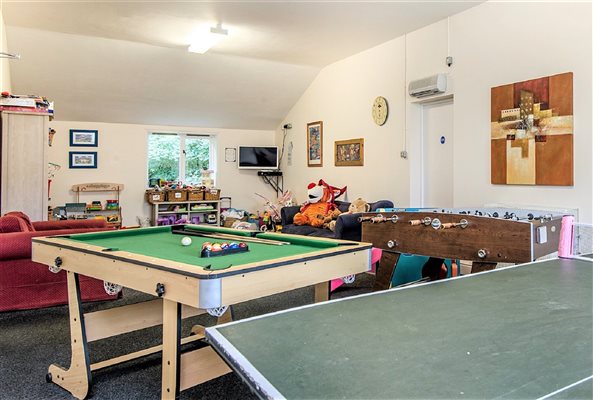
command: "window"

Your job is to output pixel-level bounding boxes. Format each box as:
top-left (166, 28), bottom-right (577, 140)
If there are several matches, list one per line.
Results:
top-left (148, 133), bottom-right (215, 185)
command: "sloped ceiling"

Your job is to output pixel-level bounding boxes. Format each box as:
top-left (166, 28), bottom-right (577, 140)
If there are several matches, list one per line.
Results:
top-left (3, 1), bottom-right (481, 130)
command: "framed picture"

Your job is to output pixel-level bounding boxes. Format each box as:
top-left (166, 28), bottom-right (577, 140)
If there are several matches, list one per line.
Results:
top-left (69, 151), bottom-right (98, 169)
top-left (224, 147), bottom-right (236, 162)
top-left (70, 129), bottom-right (98, 147)
top-left (307, 121), bottom-right (323, 167)
top-left (335, 138), bottom-right (364, 166)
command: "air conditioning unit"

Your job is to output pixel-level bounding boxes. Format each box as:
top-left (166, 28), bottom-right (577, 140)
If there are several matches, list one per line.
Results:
top-left (408, 73), bottom-right (447, 98)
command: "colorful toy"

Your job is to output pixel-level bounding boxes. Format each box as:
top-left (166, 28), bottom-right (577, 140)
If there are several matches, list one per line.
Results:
top-left (86, 201), bottom-right (102, 211)
top-left (181, 237), bottom-right (192, 246)
top-left (105, 200), bottom-right (119, 210)
top-left (293, 180), bottom-right (346, 228)
top-left (254, 191), bottom-right (294, 223)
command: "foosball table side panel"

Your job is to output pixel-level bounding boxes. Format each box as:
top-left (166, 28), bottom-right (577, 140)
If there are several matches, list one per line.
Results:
top-left (361, 212), bottom-right (534, 263)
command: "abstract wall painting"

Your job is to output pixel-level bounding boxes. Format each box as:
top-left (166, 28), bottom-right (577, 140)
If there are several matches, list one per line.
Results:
top-left (491, 72), bottom-right (573, 186)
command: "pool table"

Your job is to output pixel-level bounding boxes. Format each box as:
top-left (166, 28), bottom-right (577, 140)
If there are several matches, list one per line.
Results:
top-left (31, 224), bottom-right (371, 399)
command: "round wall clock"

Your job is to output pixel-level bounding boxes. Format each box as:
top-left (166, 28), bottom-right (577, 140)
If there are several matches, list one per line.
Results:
top-left (372, 96), bottom-right (388, 126)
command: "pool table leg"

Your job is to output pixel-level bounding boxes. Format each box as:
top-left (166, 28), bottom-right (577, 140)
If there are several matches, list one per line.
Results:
top-left (314, 281), bottom-right (330, 302)
top-left (46, 271), bottom-right (92, 399)
top-left (162, 299), bottom-right (181, 400)
top-left (216, 307), bottom-right (233, 324)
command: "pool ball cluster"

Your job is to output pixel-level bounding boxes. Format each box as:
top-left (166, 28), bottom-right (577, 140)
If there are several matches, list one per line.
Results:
top-left (200, 241), bottom-right (249, 258)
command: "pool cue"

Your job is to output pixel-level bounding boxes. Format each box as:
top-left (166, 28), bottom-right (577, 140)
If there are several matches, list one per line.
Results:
top-left (173, 228), bottom-right (290, 246)
top-left (204, 232), bottom-right (290, 246)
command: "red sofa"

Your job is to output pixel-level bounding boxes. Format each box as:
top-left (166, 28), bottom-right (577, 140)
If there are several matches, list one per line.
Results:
top-left (0, 213), bottom-right (118, 311)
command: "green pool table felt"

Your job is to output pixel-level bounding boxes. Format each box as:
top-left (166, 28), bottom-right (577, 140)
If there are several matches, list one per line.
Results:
top-left (65, 226), bottom-right (339, 271)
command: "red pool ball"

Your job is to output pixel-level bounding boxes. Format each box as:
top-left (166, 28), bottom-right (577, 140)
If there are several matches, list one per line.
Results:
top-left (239, 242), bottom-right (247, 248)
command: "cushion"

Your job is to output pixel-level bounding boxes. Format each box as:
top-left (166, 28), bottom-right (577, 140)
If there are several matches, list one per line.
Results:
top-left (0, 216), bottom-right (23, 233)
top-left (3, 212), bottom-right (35, 232)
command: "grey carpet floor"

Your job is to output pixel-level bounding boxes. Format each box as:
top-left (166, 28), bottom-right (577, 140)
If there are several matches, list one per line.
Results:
top-left (0, 274), bottom-right (374, 399)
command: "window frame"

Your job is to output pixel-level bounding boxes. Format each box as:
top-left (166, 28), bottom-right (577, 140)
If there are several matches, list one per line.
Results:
top-left (147, 131), bottom-right (217, 184)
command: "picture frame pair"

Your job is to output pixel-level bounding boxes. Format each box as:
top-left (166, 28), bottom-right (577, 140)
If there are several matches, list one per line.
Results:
top-left (69, 129), bottom-right (98, 168)
top-left (306, 121), bottom-right (364, 167)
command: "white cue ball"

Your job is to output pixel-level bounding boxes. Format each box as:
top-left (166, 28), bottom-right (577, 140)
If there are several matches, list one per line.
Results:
top-left (181, 236), bottom-right (192, 246)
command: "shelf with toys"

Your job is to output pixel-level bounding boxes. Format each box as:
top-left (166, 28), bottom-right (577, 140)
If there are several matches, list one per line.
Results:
top-left (145, 171), bottom-right (221, 226)
top-left (149, 199), bottom-right (221, 226)
top-left (72, 183), bottom-right (123, 228)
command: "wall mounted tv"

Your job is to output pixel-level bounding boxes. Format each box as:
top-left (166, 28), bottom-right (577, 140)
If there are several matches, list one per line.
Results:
top-left (238, 146), bottom-right (279, 170)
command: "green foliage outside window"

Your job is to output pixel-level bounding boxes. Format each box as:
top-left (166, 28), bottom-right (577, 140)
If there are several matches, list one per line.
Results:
top-left (185, 137), bottom-right (210, 184)
top-left (148, 134), bottom-right (211, 184)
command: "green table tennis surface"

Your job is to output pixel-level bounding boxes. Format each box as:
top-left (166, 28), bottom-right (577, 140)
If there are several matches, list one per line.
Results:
top-left (206, 257), bottom-right (593, 399)
top-left (65, 225), bottom-right (340, 271)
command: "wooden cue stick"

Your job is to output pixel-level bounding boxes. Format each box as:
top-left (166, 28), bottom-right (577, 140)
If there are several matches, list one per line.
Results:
top-left (205, 232), bottom-right (290, 245)
top-left (174, 229), bottom-right (290, 246)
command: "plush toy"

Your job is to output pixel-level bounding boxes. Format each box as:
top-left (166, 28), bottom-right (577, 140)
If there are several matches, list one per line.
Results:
top-left (348, 198), bottom-right (371, 214)
top-left (328, 198), bottom-right (370, 232)
top-left (323, 208), bottom-right (343, 231)
top-left (293, 180), bottom-right (346, 228)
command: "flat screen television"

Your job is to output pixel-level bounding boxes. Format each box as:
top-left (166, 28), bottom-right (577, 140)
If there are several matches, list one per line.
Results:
top-left (237, 146), bottom-right (279, 170)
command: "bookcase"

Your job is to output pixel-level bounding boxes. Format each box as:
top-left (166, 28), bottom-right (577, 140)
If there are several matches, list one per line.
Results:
top-left (151, 199), bottom-right (220, 226)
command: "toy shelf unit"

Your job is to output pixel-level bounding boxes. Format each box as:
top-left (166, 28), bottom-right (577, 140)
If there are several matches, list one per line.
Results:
top-left (72, 183), bottom-right (124, 228)
top-left (151, 200), bottom-right (221, 226)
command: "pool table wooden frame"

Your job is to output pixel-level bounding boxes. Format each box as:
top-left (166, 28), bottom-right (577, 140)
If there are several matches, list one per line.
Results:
top-left (32, 229), bottom-right (372, 399)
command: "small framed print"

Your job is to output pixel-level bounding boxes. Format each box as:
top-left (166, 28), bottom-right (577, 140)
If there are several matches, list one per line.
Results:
top-left (335, 138), bottom-right (364, 166)
top-left (225, 147), bottom-right (237, 162)
top-left (307, 121), bottom-right (323, 167)
top-left (69, 151), bottom-right (97, 169)
top-left (70, 129), bottom-right (98, 147)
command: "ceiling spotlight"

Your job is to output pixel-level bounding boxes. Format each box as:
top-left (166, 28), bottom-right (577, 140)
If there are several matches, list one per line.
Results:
top-left (188, 23), bottom-right (228, 54)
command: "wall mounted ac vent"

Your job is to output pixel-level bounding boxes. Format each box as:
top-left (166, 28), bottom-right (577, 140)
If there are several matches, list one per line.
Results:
top-left (408, 73), bottom-right (447, 98)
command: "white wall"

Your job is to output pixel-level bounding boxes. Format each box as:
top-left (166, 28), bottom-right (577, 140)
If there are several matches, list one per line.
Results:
top-left (48, 120), bottom-right (276, 225)
top-left (277, 37), bottom-right (408, 206)
top-left (449, 2), bottom-right (592, 222)
top-left (279, 1), bottom-right (593, 222)
top-left (0, 11), bottom-right (12, 92)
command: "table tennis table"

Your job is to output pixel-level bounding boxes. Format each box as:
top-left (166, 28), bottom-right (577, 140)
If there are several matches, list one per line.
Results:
top-left (206, 255), bottom-right (593, 399)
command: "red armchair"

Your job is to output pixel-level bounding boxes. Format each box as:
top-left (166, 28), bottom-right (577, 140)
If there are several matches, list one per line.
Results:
top-left (0, 214), bottom-right (118, 311)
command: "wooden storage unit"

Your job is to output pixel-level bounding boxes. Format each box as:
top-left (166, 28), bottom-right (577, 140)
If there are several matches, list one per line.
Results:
top-left (151, 199), bottom-right (220, 226)
top-left (0, 111), bottom-right (50, 221)
top-left (72, 183), bottom-right (124, 228)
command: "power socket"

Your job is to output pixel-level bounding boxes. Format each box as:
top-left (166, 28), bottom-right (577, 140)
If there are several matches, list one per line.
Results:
top-left (400, 151), bottom-right (408, 159)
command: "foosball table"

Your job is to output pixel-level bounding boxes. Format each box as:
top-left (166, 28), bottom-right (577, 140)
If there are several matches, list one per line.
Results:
top-left (361, 207), bottom-right (567, 290)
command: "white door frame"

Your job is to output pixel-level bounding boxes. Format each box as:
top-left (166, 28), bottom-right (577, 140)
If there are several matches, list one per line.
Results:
top-left (407, 95), bottom-right (454, 207)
